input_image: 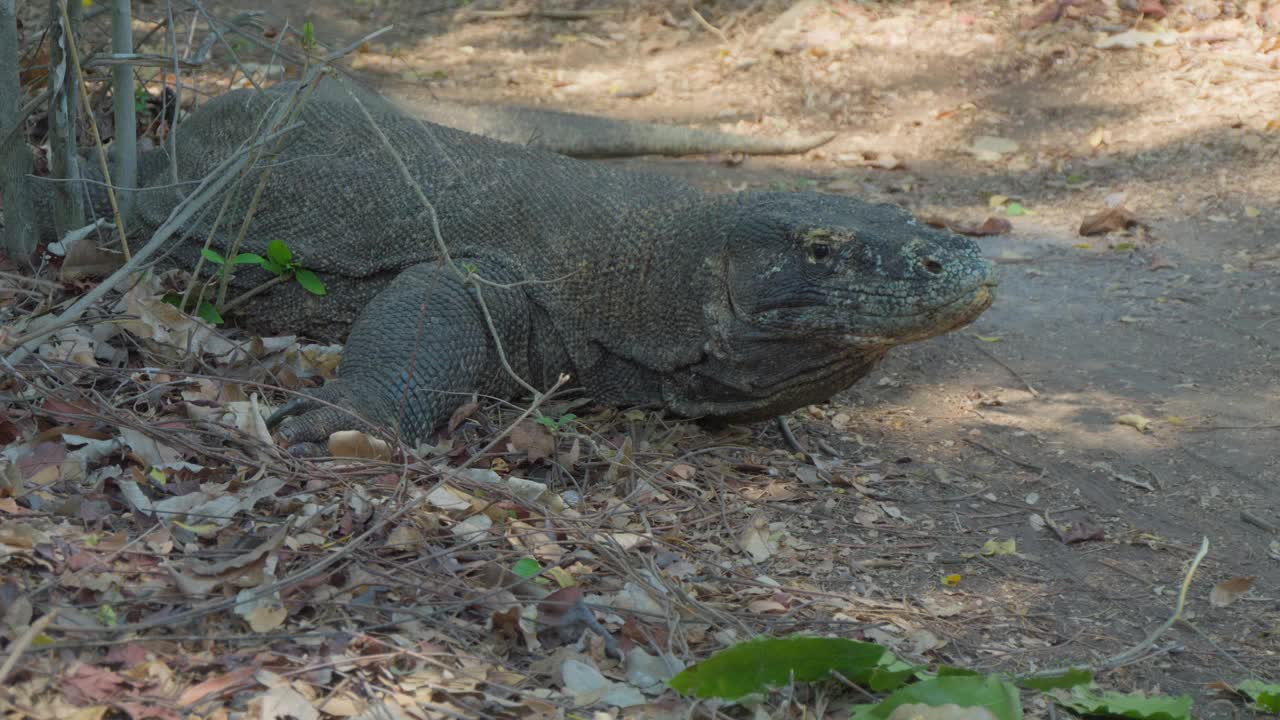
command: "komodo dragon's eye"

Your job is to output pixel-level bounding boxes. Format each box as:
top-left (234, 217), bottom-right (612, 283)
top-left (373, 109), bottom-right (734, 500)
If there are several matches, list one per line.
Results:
top-left (809, 243), bottom-right (832, 261)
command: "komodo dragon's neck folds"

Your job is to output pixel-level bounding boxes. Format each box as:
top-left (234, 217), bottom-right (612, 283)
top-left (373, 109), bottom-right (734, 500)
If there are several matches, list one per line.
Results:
top-left (31, 80), bottom-right (996, 453)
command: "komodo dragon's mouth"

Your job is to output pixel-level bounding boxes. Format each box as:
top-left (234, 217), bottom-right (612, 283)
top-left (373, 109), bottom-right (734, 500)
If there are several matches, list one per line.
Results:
top-left (747, 264), bottom-right (998, 348)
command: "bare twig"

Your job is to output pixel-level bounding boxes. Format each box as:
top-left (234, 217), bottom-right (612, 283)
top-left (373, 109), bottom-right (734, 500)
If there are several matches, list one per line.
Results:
top-left (688, 0), bottom-right (729, 44)
top-left (963, 438), bottom-right (1046, 474)
top-left (1241, 510), bottom-right (1278, 533)
top-left (1021, 536), bottom-right (1210, 682)
top-left (971, 337), bottom-right (1040, 397)
top-left (0, 611), bottom-right (58, 685)
top-left (1185, 423), bottom-right (1280, 432)
top-left (0, 270), bottom-right (60, 290)
top-left (218, 272), bottom-right (291, 315)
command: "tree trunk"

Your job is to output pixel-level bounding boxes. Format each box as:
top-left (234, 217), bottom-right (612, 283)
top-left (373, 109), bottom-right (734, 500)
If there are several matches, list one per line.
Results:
top-left (111, 0), bottom-right (135, 221)
top-left (0, 0), bottom-right (36, 262)
top-left (47, 0), bottom-right (85, 237)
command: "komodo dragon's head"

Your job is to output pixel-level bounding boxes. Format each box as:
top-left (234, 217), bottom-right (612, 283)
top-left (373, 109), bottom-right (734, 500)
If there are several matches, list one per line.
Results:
top-left (723, 192), bottom-right (997, 351)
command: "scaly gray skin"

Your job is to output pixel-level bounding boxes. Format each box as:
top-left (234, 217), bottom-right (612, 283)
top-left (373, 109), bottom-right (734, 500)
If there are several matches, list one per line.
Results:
top-left (400, 96), bottom-right (838, 158)
top-left (32, 81), bottom-right (995, 451)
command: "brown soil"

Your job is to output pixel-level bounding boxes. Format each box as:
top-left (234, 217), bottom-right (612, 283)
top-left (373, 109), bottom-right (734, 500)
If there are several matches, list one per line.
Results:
top-left (6, 0), bottom-right (1279, 717)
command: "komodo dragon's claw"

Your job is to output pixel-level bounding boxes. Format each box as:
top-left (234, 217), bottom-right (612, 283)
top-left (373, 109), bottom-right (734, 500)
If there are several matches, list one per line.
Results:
top-left (266, 387), bottom-right (372, 452)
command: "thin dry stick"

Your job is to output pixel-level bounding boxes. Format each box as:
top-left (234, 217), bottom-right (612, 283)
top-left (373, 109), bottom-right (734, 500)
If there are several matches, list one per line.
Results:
top-left (219, 272), bottom-right (290, 315)
top-left (1022, 536), bottom-right (1210, 681)
top-left (971, 337), bottom-right (1039, 397)
top-left (58, 0), bottom-right (131, 260)
top-left (0, 610), bottom-right (57, 685)
top-left (689, 0), bottom-right (729, 44)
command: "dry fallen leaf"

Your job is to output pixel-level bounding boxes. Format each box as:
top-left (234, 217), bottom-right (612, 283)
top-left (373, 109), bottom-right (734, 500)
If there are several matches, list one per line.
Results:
top-left (959, 216), bottom-right (1013, 236)
top-left (1209, 576), bottom-right (1255, 607)
top-left (1096, 29), bottom-right (1177, 49)
top-left (1116, 414), bottom-right (1152, 433)
top-left (506, 420), bottom-right (555, 462)
top-left (888, 704), bottom-right (998, 720)
top-left (980, 538), bottom-right (1017, 556)
top-left (256, 685), bottom-right (318, 720)
top-left (739, 509), bottom-right (777, 562)
top-left (246, 605), bottom-right (287, 633)
top-left (1080, 207), bottom-right (1139, 236)
top-left (968, 136), bottom-right (1019, 162)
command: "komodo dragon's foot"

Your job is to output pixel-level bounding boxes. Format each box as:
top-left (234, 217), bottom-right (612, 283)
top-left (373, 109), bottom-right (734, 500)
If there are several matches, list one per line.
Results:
top-left (266, 381), bottom-right (389, 457)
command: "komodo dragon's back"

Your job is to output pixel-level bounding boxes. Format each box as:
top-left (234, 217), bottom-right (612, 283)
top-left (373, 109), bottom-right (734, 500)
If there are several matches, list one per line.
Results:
top-left (33, 78), bottom-right (996, 452)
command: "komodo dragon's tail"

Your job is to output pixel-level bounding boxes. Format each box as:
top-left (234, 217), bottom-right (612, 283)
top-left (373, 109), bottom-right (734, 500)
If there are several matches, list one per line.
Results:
top-left (398, 97), bottom-right (836, 159)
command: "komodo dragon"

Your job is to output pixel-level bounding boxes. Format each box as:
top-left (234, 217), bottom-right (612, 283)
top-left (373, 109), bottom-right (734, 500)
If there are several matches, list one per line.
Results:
top-left (32, 79), bottom-right (996, 453)
top-left (387, 92), bottom-right (839, 158)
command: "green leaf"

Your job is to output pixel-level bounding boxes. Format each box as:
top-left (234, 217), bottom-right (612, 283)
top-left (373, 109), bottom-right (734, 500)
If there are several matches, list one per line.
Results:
top-left (849, 675), bottom-right (1023, 720)
top-left (233, 252), bottom-right (266, 266)
top-left (98, 604), bottom-right (118, 628)
top-left (1238, 680), bottom-right (1280, 713)
top-left (1057, 687), bottom-right (1192, 720)
top-left (295, 269), bottom-right (326, 296)
top-left (512, 557), bottom-right (541, 579)
top-left (261, 260), bottom-right (286, 276)
top-left (201, 248), bottom-right (226, 265)
top-left (935, 665), bottom-right (983, 678)
top-left (1004, 202), bottom-right (1027, 217)
top-left (301, 19), bottom-right (315, 51)
top-left (1019, 667), bottom-right (1093, 691)
top-left (668, 636), bottom-right (913, 701)
top-left (267, 239), bottom-right (293, 267)
top-left (196, 301), bottom-right (224, 325)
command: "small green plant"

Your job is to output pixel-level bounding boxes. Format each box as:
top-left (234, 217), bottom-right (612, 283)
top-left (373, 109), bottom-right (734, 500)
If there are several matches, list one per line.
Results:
top-left (163, 292), bottom-right (223, 325)
top-left (184, 239), bottom-right (325, 324)
top-left (256, 239), bottom-right (327, 295)
top-left (301, 19), bottom-right (316, 53)
top-left (133, 85), bottom-right (149, 114)
top-left (534, 412), bottom-right (577, 433)
top-left (203, 239), bottom-right (326, 296)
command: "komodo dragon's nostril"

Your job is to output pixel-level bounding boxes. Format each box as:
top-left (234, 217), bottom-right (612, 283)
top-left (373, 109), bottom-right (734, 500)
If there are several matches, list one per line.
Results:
top-left (921, 257), bottom-right (944, 275)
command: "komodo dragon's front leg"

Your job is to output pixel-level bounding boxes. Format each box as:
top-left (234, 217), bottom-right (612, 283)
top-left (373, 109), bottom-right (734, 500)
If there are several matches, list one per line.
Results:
top-left (266, 262), bottom-right (531, 454)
